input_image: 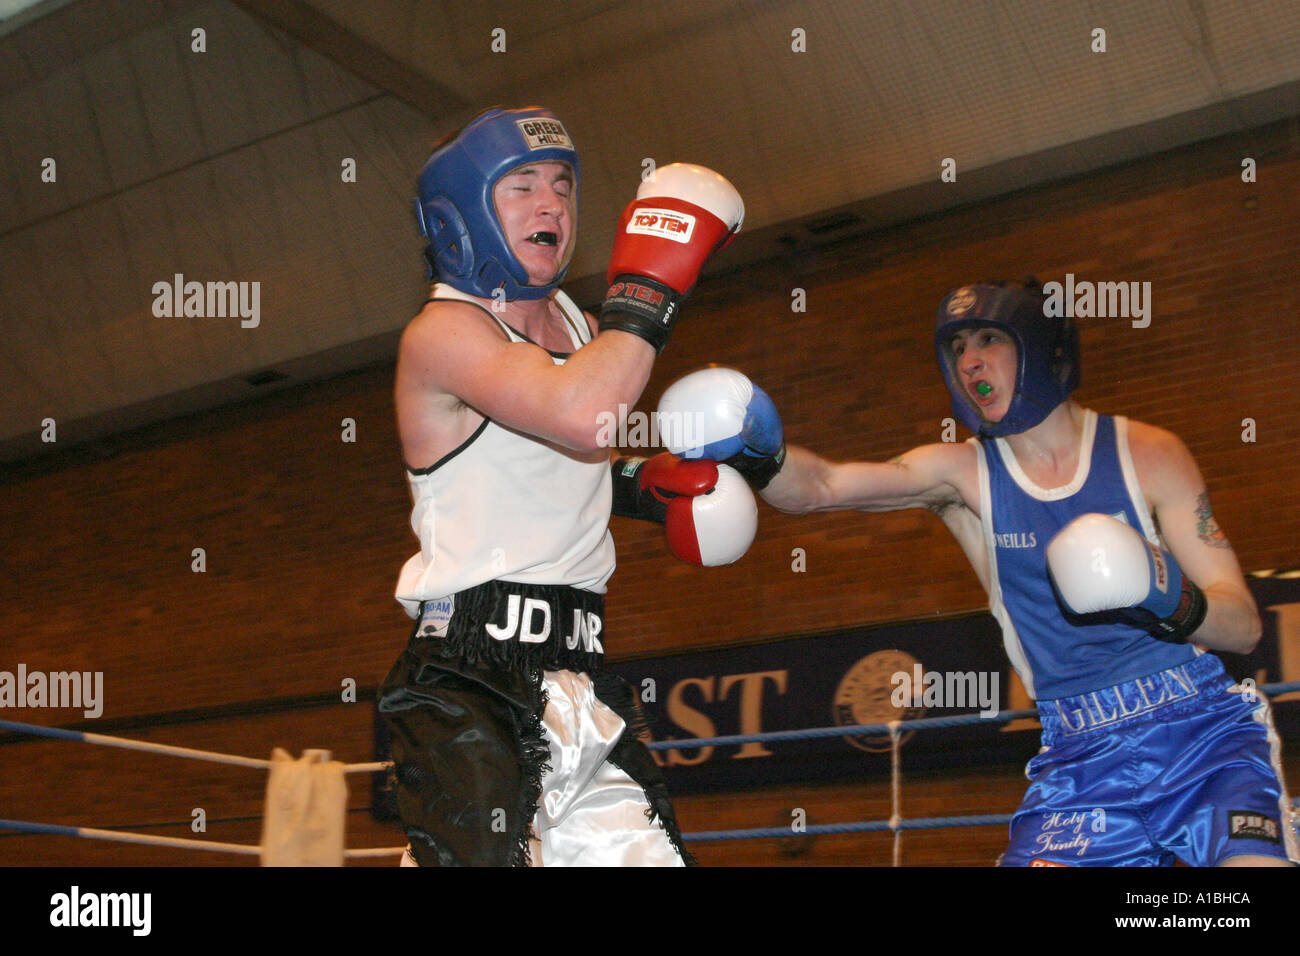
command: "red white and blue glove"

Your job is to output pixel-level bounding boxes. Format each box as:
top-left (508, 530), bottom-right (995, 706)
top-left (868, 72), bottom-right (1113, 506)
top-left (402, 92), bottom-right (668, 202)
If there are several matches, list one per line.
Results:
top-left (1046, 513), bottom-right (1208, 642)
top-left (610, 453), bottom-right (757, 566)
top-left (601, 164), bottom-right (744, 353)
top-left (656, 367), bottom-right (785, 490)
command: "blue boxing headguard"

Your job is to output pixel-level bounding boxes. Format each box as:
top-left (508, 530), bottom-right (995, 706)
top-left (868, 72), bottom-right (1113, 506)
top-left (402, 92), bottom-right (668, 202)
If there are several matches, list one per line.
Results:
top-left (934, 282), bottom-right (1080, 437)
top-left (414, 107), bottom-right (579, 301)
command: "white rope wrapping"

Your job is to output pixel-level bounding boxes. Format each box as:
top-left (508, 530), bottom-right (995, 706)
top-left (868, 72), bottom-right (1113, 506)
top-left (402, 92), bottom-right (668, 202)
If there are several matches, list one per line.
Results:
top-left (0, 819), bottom-right (260, 855)
top-left (0, 718), bottom-right (270, 768)
top-left (343, 846), bottom-right (406, 858)
top-left (889, 720), bottom-right (902, 867)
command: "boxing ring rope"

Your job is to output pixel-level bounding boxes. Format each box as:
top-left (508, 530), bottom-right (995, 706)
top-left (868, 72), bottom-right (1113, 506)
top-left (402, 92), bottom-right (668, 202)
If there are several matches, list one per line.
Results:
top-left (2, 681), bottom-right (1297, 863)
top-left (0, 718), bottom-right (386, 773)
top-left (0, 818), bottom-right (263, 856)
top-left (647, 710), bottom-right (1025, 858)
top-left (0, 818), bottom-right (406, 860)
top-left (682, 814), bottom-right (1015, 839)
top-left (0, 717), bottom-right (404, 859)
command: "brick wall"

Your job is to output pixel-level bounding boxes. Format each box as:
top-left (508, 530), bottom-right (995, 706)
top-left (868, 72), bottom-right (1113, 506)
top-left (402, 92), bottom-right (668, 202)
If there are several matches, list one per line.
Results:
top-left (2, 120), bottom-right (1296, 866)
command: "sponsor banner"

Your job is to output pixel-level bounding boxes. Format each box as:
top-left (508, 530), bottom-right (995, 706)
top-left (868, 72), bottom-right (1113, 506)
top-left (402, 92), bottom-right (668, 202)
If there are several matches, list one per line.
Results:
top-left (607, 613), bottom-right (1027, 794)
top-left (373, 573), bottom-right (1300, 810)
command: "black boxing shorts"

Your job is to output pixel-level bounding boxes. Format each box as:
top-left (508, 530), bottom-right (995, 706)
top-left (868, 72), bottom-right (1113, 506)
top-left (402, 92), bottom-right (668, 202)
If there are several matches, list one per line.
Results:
top-left (377, 580), bottom-right (692, 866)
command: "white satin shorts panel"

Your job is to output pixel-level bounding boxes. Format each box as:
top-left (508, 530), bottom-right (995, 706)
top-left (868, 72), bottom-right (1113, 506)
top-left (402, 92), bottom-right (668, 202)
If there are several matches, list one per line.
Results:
top-left (400, 670), bottom-right (684, 867)
top-left (529, 670), bottom-right (684, 867)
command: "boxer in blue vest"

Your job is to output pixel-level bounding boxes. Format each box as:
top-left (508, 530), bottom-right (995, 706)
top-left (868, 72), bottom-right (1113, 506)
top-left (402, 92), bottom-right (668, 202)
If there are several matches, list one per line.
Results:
top-left (661, 280), bottom-right (1297, 866)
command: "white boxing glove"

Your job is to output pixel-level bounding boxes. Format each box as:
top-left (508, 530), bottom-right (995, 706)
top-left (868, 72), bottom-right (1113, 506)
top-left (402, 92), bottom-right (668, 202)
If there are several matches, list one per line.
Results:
top-left (674, 463), bottom-right (758, 566)
top-left (1046, 513), bottom-right (1206, 642)
top-left (657, 367), bottom-right (785, 489)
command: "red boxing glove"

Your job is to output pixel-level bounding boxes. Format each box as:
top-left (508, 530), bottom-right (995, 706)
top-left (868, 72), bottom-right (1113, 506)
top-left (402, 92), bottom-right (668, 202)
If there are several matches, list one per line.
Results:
top-left (600, 164), bottom-right (744, 353)
top-left (612, 452), bottom-right (717, 524)
top-left (640, 451), bottom-right (719, 498)
top-left (611, 453), bottom-right (757, 566)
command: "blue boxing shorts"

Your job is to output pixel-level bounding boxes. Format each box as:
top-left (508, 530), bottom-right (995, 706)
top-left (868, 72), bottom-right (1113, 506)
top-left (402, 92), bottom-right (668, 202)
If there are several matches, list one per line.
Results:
top-left (1001, 652), bottom-right (1299, 867)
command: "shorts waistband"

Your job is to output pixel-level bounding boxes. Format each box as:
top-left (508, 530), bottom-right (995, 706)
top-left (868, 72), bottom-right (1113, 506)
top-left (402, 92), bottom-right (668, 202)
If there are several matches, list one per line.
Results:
top-left (1038, 652), bottom-right (1228, 738)
top-left (415, 579), bottom-right (606, 675)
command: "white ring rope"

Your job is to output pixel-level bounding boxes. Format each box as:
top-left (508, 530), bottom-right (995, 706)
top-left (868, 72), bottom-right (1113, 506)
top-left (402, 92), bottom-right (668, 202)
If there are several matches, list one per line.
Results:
top-left (0, 718), bottom-right (271, 769)
top-left (342, 760), bottom-right (392, 774)
top-left (0, 718), bottom-right (400, 860)
top-left (0, 717), bottom-right (392, 775)
top-left (343, 846), bottom-right (406, 858)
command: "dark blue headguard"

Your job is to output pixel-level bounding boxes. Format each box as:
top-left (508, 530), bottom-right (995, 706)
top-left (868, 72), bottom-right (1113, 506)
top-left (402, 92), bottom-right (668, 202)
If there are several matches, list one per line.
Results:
top-left (934, 282), bottom-right (1080, 437)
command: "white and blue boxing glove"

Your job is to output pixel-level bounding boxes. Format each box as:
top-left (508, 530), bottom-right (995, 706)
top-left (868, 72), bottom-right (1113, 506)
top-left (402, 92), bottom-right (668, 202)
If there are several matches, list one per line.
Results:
top-left (1046, 513), bottom-right (1208, 643)
top-left (656, 367), bottom-right (785, 490)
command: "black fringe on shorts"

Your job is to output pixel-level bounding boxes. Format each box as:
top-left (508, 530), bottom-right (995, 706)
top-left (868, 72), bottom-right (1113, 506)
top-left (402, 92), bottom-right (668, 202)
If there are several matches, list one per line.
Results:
top-left (594, 673), bottom-right (697, 866)
top-left (505, 667), bottom-right (551, 867)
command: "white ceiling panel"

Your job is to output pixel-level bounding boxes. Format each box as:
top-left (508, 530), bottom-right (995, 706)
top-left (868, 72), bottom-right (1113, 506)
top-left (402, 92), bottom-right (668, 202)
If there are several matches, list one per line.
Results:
top-left (1, 0), bottom-right (1299, 460)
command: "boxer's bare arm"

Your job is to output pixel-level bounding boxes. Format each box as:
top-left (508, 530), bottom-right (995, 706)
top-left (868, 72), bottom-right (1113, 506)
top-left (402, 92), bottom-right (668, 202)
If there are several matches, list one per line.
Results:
top-left (397, 300), bottom-right (654, 457)
top-left (1128, 421), bottom-right (1262, 654)
top-left (761, 442), bottom-right (975, 515)
top-left (764, 443), bottom-right (989, 587)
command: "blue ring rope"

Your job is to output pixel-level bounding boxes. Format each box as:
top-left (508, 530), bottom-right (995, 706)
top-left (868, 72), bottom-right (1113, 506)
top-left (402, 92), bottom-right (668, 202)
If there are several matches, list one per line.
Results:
top-left (647, 681), bottom-right (1300, 750)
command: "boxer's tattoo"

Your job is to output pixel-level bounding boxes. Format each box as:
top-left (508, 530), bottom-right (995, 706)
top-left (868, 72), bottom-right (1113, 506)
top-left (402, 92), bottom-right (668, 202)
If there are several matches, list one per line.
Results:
top-left (1195, 492), bottom-right (1231, 549)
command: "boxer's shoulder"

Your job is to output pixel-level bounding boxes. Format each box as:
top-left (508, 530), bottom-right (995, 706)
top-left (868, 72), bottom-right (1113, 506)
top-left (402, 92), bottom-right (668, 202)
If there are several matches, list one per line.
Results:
top-left (406, 295), bottom-right (506, 343)
top-left (1123, 417), bottom-right (1181, 452)
top-left (877, 440), bottom-right (978, 515)
top-left (912, 439), bottom-right (980, 503)
top-left (395, 299), bottom-right (508, 445)
top-left (1121, 418), bottom-right (1201, 496)
top-left (398, 296), bottom-right (521, 392)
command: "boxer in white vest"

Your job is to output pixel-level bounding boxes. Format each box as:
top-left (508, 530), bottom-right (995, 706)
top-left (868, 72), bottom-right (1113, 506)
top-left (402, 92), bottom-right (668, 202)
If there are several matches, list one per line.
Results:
top-left (382, 107), bottom-right (751, 866)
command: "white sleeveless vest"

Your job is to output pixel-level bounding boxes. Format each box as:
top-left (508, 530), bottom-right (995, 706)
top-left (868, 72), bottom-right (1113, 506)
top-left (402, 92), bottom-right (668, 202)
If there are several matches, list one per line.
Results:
top-left (395, 286), bottom-right (616, 617)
